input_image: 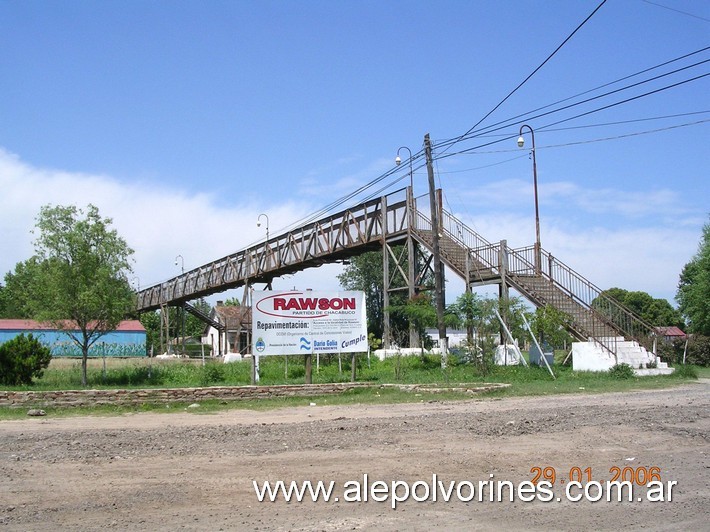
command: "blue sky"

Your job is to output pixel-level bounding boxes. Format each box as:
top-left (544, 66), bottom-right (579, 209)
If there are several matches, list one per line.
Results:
top-left (1, 0), bottom-right (708, 307)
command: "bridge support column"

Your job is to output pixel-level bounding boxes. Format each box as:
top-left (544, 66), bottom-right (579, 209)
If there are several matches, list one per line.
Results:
top-left (498, 240), bottom-right (510, 345)
top-left (382, 195), bottom-right (391, 349)
top-left (160, 304), bottom-right (170, 355)
top-left (407, 183), bottom-right (419, 348)
top-left (465, 252), bottom-right (474, 346)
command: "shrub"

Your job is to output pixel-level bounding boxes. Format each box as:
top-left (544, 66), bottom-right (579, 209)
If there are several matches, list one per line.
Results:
top-left (683, 335), bottom-right (710, 366)
top-left (0, 334), bottom-right (52, 386)
top-left (199, 362), bottom-right (225, 387)
top-left (672, 364), bottom-right (698, 379)
top-left (658, 335), bottom-right (710, 366)
top-left (608, 363), bottom-right (635, 379)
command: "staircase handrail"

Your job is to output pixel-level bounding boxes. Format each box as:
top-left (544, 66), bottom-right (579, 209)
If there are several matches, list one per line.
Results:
top-left (434, 208), bottom-right (656, 347)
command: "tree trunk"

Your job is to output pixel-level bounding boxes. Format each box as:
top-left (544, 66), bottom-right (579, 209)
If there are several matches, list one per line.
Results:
top-left (81, 338), bottom-right (89, 387)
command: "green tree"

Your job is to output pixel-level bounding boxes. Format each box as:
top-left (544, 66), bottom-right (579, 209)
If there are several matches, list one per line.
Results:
top-left (448, 292), bottom-right (496, 344)
top-left (139, 310), bottom-right (161, 354)
top-left (25, 204), bottom-right (136, 386)
top-left (599, 287), bottom-right (684, 328)
top-left (389, 293), bottom-right (437, 350)
top-left (0, 258), bottom-right (44, 318)
top-left (677, 219), bottom-right (710, 335)
top-left (498, 296), bottom-right (532, 343)
top-left (0, 333), bottom-right (52, 385)
top-left (338, 249), bottom-right (412, 342)
top-left (0, 284), bottom-right (8, 318)
top-left (530, 305), bottom-right (573, 349)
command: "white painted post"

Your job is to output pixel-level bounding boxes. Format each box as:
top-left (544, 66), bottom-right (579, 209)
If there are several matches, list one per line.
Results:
top-left (520, 312), bottom-right (555, 379)
top-left (493, 308), bottom-right (528, 367)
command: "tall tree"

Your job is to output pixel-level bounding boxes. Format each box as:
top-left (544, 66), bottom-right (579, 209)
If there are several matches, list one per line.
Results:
top-left (448, 292), bottom-right (496, 343)
top-left (530, 305), bottom-right (573, 349)
top-left (338, 251), bottom-right (385, 338)
top-left (677, 219), bottom-right (710, 335)
top-left (600, 287), bottom-right (684, 328)
top-left (27, 204), bottom-right (136, 386)
top-left (337, 248), bottom-right (424, 344)
top-left (1, 258), bottom-right (44, 318)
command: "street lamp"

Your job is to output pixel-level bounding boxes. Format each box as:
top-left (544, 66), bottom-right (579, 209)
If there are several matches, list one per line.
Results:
top-left (395, 146), bottom-right (414, 193)
top-left (396, 145), bottom-right (417, 349)
top-left (517, 124), bottom-right (541, 273)
top-left (257, 213), bottom-right (270, 241)
top-left (174, 254), bottom-right (184, 274)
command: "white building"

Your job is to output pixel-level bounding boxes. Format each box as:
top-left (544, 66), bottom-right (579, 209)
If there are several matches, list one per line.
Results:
top-left (201, 302), bottom-right (252, 356)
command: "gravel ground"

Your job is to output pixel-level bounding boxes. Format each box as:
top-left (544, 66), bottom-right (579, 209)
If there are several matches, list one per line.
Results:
top-left (1, 381), bottom-right (708, 531)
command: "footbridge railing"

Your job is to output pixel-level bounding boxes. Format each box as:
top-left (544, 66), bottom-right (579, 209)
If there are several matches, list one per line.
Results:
top-left (135, 190), bottom-right (410, 311)
top-left (412, 207), bottom-right (656, 351)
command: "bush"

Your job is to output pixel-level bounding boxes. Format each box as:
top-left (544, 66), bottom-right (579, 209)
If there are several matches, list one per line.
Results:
top-left (199, 362), bottom-right (225, 387)
top-left (658, 335), bottom-right (710, 366)
top-left (672, 364), bottom-right (698, 379)
top-left (682, 335), bottom-right (710, 366)
top-left (0, 334), bottom-right (52, 386)
top-left (608, 363), bottom-right (635, 379)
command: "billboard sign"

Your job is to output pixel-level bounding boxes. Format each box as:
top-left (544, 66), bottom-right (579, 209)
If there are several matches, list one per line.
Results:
top-left (252, 290), bottom-right (367, 356)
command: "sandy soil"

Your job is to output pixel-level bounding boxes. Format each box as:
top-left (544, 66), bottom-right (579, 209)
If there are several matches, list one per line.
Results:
top-left (1, 382), bottom-right (708, 531)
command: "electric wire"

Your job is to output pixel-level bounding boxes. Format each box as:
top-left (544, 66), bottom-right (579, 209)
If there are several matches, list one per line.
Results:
top-left (267, 48), bottom-right (709, 237)
top-left (434, 56), bottom-right (710, 151)
top-left (642, 0), bottom-right (710, 23)
top-left (442, 0), bottom-right (609, 156)
top-left (434, 70), bottom-right (710, 159)
top-left (436, 46), bottom-right (710, 148)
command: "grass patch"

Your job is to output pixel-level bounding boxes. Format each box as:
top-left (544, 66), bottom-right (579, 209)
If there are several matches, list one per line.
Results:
top-left (0, 355), bottom-right (704, 419)
top-left (0, 385), bottom-right (475, 420)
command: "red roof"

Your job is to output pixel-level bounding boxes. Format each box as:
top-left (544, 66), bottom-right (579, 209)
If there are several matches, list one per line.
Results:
top-left (0, 319), bottom-right (145, 332)
top-left (655, 326), bottom-right (686, 338)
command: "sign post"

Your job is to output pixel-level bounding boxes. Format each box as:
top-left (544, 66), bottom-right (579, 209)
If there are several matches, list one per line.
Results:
top-left (251, 290), bottom-right (367, 384)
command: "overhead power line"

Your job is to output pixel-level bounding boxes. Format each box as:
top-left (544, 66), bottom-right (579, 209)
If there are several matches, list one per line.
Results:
top-left (441, 0), bottom-right (609, 156)
top-left (434, 54), bottom-right (710, 151)
top-left (271, 43), bottom-right (708, 237)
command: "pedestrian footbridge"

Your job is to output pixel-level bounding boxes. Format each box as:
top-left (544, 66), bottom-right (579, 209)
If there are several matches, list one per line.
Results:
top-left (135, 187), bottom-right (656, 362)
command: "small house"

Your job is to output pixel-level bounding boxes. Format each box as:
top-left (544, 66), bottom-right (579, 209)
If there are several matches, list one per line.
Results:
top-left (202, 302), bottom-right (252, 356)
top-left (655, 326), bottom-right (687, 343)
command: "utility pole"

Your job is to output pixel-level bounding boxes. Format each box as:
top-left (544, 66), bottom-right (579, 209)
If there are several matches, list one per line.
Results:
top-left (424, 133), bottom-right (447, 370)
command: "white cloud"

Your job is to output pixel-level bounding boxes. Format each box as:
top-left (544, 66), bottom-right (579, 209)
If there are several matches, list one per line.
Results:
top-left (457, 177), bottom-right (691, 222)
top-left (0, 149), bottom-right (324, 297)
top-left (0, 148), bottom-right (698, 308)
top-left (449, 210), bottom-right (697, 303)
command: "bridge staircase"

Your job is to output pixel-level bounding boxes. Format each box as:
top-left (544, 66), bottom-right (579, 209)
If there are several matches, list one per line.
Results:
top-left (410, 206), bottom-right (657, 363)
top-left (182, 301), bottom-right (224, 333)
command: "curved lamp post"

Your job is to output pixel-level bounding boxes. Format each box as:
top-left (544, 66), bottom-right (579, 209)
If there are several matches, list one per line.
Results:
top-left (517, 124), bottom-right (541, 273)
top-left (395, 146), bottom-right (414, 193)
top-left (174, 254), bottom-right (184, 274)
top-left (396, 145), bottom-right (417, 349)
top-left (257, 213), bottom-right (269, 241)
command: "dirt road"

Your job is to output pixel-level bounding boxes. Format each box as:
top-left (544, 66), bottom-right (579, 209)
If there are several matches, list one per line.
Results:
top-left (1, 382), bottom-right (708, 531)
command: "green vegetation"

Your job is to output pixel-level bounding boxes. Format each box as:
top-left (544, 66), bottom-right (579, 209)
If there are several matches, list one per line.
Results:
top-left (601, 287), bottom-right (685, 328)
top-left (1, 352), bottom-right (710, 395)
top-left (0, 357), bottom-right (701, 420)
top-left (607, 362), bottom-right (635, 380)
top-left (0, 333), bottom-right (52, 385)
top-left (677, 217), bottom-right (710, 335)
top-left (1, 204), bottom-right (136, 386)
